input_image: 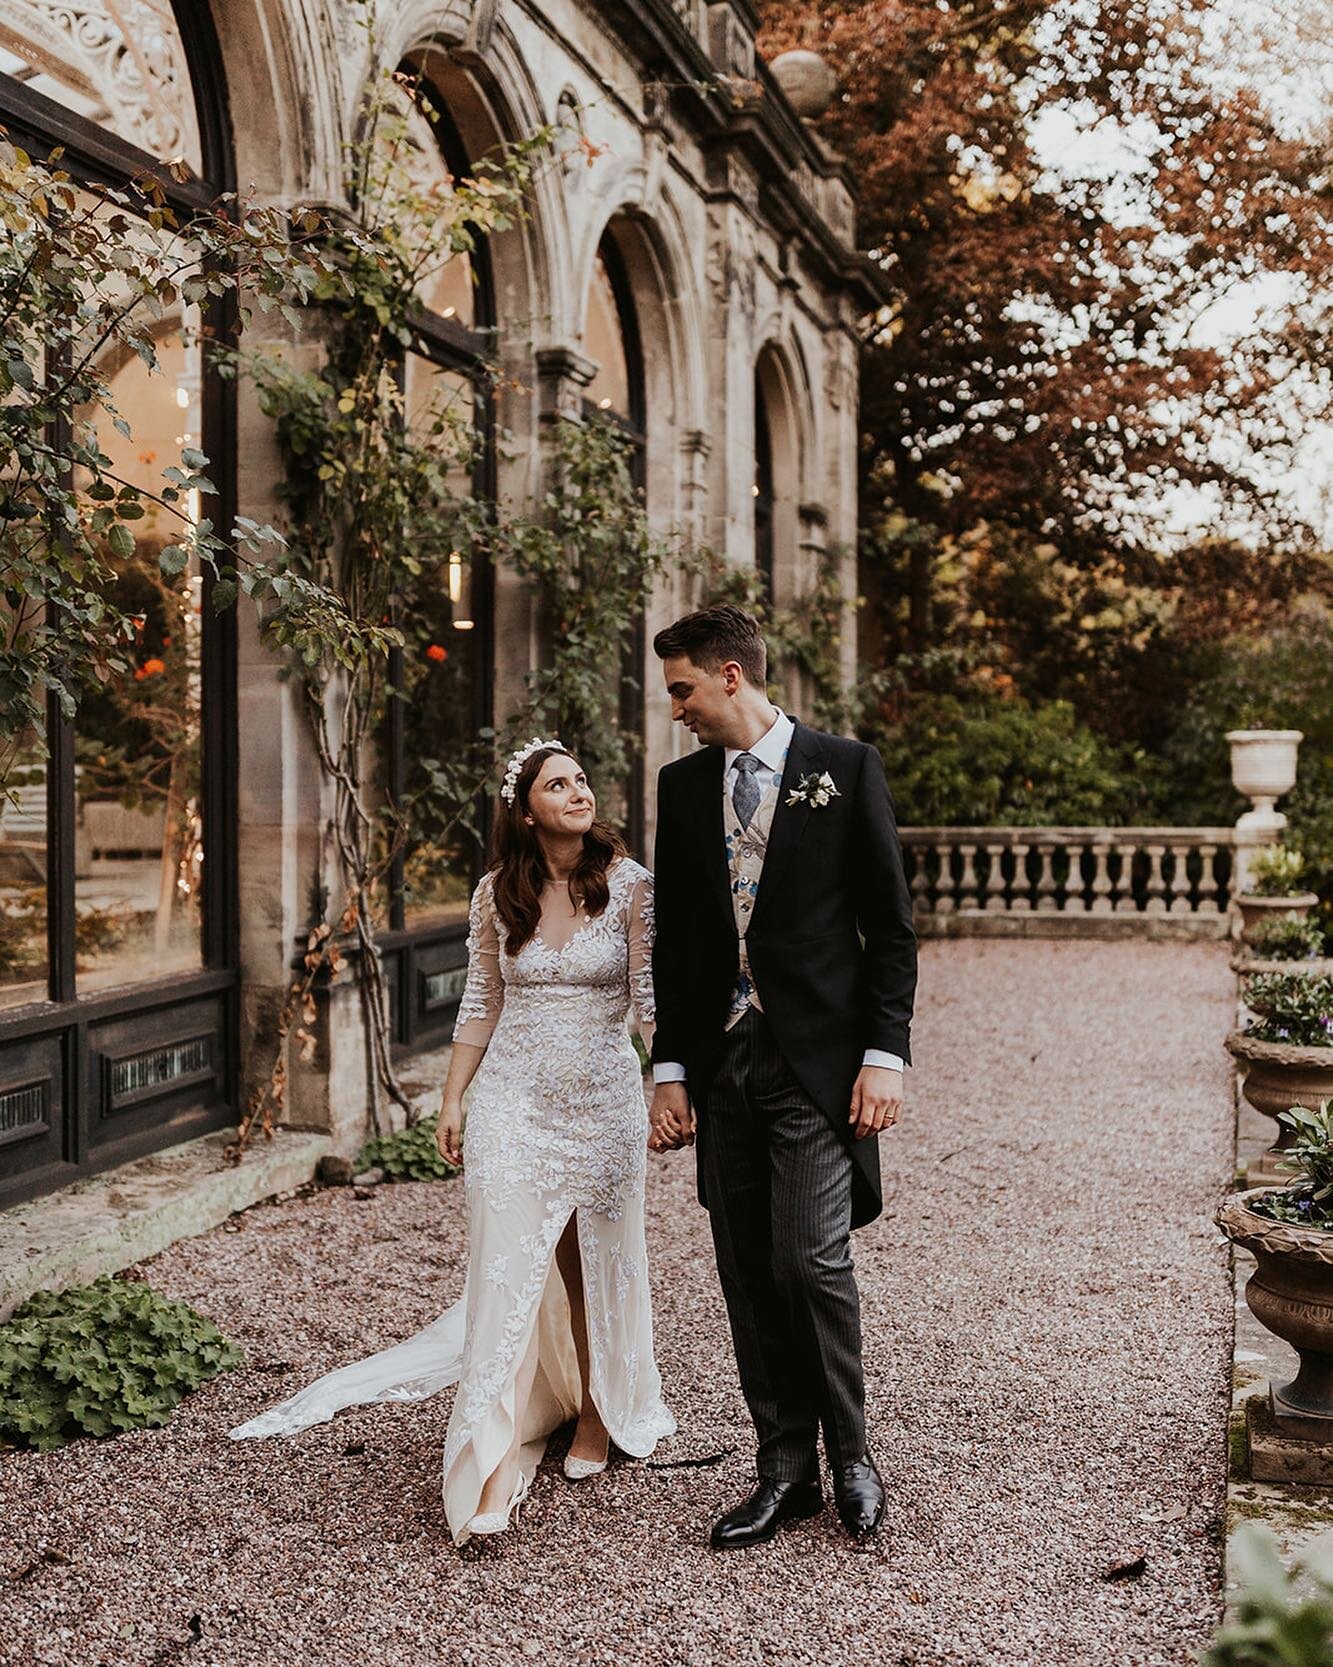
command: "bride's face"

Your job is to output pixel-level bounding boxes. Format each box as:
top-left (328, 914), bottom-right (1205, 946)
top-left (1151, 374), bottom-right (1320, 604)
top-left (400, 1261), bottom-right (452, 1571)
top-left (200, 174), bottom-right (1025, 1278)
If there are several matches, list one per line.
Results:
top-left (525, 753), bottom-right (596, 837)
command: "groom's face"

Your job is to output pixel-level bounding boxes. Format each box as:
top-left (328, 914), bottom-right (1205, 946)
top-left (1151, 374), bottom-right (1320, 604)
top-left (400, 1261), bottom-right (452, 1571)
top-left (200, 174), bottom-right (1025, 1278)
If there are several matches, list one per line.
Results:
top-left (661, 654), bottom-right (737, 747)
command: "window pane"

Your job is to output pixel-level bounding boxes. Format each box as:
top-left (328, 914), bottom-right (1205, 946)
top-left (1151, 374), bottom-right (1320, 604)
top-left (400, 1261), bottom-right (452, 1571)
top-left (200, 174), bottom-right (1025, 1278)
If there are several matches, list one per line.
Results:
top-left (584, 253), bottom-right (629, 417)
top-left (399, 358), bottom-right (483, 928)
top-left (383, 79), bottom-right (475, 329)
top-left (0, 2), bottom-right (203, 173)
top-left (73, 313), bottom-right (206, 993)
top-left (0, 718), bottom-right (49, 1010)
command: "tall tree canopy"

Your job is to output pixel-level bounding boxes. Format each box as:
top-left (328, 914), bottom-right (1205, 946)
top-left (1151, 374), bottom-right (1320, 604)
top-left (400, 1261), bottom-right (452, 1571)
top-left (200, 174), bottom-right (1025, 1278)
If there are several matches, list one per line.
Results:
top-left (757, 0), bottom-right (1331, 659)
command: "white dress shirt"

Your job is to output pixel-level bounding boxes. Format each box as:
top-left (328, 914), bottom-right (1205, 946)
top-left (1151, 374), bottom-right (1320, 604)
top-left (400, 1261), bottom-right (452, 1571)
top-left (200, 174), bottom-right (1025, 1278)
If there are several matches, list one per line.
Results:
top-left (653, 709), bottom-right (905, 1085)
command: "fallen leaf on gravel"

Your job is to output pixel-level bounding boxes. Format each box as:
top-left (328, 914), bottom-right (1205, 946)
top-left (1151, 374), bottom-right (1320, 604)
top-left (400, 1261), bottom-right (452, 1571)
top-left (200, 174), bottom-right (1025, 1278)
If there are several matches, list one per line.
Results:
top-left (1101, 1551), bottom-right (1147, 1581)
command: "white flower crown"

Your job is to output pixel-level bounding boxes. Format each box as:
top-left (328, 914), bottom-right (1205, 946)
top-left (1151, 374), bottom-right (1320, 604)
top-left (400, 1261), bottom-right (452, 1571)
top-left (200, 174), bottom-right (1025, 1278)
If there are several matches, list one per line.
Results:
top-left (500, 736), bottom-right (567, 804)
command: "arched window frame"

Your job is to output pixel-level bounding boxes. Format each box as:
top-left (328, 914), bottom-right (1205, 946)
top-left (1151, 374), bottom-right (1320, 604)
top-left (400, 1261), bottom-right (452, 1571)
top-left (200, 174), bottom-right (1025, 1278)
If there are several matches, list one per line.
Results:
top-left (378, 67), bottom-right (500, 1050)
top-left (0, 1), bottom-right (240, 1204)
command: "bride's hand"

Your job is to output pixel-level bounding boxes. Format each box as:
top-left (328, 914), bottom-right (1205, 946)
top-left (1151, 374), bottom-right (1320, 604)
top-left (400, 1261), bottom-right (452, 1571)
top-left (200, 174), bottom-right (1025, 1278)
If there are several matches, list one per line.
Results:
top-left (436, 1099), bottom-right (463, 1168)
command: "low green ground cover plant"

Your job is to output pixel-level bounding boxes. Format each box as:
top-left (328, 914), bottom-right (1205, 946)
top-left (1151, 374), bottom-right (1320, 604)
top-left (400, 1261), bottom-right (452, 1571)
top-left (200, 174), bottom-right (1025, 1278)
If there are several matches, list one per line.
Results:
top-left (357, 1118), bottom-right (460, 1182)
top-left (0, 1277), bottom-right (242, 1451)
top-left (1244, 973), bottom-right (1333, 1048)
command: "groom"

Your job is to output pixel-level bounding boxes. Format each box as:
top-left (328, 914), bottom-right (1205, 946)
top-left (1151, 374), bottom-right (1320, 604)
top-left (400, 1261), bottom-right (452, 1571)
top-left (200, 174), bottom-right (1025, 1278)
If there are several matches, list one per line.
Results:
top-left (648, 603), bottom-right (917, 1548)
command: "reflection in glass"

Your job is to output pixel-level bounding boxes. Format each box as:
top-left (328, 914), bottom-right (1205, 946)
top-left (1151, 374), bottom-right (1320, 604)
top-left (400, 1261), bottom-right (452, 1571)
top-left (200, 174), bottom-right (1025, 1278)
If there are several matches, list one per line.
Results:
top-left (397, 355), bottom-right (482, 928)
top-left (73, 313), bottom-right (205, 992)
top-left (0, 1), bottom-right (203, 171)
top-left (584, 253), bottom-right (630, 417)
top-left (0, 714), bottom-right (49, 1010)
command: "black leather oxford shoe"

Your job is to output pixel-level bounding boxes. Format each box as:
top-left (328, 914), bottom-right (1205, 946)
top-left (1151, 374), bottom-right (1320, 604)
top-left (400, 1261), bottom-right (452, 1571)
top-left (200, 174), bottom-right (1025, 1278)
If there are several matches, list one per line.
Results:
top-left (709, 1476), bottom-right (824, 1550)
top-left (833, 1456), bottom-right (886, 1538)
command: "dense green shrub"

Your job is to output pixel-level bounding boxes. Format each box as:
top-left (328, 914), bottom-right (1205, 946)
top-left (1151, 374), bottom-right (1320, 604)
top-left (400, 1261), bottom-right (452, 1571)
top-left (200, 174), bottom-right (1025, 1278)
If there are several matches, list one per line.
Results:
top-left (357, 1118), bottom-right (460, 1182)
top-left (1152, 611), bottom-right (1333, 928)
top-left (1243, 972), bottom-right (1333, 1047)
top-left (0, 1277), bottom-right (242, 1451)
top-left (1249, 915), bottom-right (1328, 962)
top-left (864, 690), bottom-right (1155, 827)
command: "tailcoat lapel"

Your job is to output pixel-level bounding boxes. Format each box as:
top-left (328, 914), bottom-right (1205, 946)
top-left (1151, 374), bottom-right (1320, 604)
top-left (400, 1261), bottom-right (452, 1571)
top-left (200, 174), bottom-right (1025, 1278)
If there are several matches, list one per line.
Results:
top-left (751, 721), bottom-right (827, 927)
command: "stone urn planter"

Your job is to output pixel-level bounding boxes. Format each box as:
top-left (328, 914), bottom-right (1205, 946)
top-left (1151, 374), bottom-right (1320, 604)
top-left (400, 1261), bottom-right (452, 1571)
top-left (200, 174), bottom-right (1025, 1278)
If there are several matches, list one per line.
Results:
top-left (1228, 729), bottom-right (1303, 818)
top-left (1235, 892), bottom-right (1322, 945)
top-left (1216, 1188), bottom-right (1333, 1442)
top-left (1226, 1031), bottom-right (1333, 1184)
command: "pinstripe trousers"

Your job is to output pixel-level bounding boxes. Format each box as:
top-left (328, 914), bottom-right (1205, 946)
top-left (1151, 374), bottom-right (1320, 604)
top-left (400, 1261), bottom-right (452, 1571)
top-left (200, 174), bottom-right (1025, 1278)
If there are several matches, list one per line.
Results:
top-left (698, 1007), bottom-right (866, 1481)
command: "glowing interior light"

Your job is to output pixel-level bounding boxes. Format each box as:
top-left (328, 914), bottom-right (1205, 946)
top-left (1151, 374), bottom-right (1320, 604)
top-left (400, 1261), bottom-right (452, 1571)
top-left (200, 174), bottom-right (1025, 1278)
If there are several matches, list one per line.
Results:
top-left (442, 306), bottom-right (457, 320)
top-left (598, 397), bottom-right (613, 410)
top-left (752, 483), bottom-right (761, 497)
top-left (453, 618), bottom-right (475, 631)
top-left (176, 387), bottom-right (190, 408)
top-left (447, 551), bottom-right (463, 604)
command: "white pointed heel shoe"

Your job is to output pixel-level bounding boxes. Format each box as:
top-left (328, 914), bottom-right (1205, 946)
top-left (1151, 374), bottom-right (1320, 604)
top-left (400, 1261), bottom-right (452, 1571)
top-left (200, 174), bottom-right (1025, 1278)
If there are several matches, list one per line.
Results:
top-left (467, 1469), bottom-right (530, 1536)
top-left (563, 1451), bottom-right (608, 1481)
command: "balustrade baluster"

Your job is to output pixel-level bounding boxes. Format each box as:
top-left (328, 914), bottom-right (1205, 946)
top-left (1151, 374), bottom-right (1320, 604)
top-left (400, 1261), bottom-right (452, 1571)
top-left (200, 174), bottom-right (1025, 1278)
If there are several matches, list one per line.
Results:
top-left (984, 844), bottom-right (1007, 912)
top-left (1089, 842), bottom-right (1112, 914)
top-left (1203, 842), bottom-right (1228, 914)
top-left (1010, 842), bottom-right (1032, 911)
top-left (908, 844), bottom-right (931, 918)
top-left (935, 841), bottom-right (957, 915)
top-left (1062, 842), bottom-right (1088, 913)
top-left (1144, 843), bottom-right (1168, 914)
top-left (1035, 845), bottom-right (1058, 912)
top-left (1111, 842), bottom-right (1138, 912)
top-left (957, 843), bottom-right (979, 910)
top-left (1167, 841), bottom-right (1193, 914)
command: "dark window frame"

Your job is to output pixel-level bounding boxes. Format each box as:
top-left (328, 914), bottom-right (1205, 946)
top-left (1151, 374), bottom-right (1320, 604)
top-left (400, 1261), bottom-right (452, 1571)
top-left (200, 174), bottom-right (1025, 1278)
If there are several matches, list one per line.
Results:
top-left (0, 1), bottom-right (240, 1206)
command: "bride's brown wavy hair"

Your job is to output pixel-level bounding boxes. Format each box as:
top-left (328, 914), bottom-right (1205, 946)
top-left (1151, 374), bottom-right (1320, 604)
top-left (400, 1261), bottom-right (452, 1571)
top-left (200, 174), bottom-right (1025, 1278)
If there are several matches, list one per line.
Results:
top-left (490, 746), bottom-right (627, 955)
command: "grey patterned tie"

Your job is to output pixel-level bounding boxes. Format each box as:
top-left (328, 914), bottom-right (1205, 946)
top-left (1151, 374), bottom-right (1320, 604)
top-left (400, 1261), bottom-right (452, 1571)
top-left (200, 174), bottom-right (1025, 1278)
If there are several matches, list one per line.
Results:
top-left (731, 752), bottom-right (764, 831)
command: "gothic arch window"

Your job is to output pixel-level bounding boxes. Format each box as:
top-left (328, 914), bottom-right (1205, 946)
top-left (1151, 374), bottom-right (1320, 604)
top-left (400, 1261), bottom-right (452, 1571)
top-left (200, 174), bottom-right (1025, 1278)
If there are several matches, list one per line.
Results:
top-left (0, 1), bottom-right (237, 1204)
top-left (375, 65), bottom-right (500, 1049)
top-left (581, 229), bottom-right (647, 846)
top-left (754, 344), bottom-right (803, 611)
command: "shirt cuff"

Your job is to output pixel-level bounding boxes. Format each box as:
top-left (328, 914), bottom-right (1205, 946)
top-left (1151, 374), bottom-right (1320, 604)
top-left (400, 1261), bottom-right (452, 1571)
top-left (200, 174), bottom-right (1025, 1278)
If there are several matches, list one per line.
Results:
top-left (862, 1049), bottom-right (904, 1073)
top-left (652, 1062), bottom-right (687, 1084)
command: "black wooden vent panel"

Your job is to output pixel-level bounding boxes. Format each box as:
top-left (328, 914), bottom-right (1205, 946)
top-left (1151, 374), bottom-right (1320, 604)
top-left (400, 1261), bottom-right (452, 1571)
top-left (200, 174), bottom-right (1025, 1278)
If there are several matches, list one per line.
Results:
top-left (0, 1079), bottom-right (48, 1147)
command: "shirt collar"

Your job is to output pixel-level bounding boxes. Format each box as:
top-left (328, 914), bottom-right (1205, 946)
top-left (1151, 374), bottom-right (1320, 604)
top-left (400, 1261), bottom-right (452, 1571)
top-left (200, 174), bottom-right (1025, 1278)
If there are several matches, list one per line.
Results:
top-left (725, 709), bottom-right (793, 776)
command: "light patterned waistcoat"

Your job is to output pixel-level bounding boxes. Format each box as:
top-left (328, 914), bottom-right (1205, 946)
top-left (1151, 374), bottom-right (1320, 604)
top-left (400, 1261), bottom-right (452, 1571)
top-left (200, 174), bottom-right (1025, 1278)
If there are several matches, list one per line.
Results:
top-left (722, 750), bottom-right (788, 1028)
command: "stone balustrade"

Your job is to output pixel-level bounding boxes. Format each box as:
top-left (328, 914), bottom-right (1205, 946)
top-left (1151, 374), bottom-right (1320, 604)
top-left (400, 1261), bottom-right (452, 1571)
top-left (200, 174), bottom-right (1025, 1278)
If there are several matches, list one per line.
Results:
top-left (900, 827), bottom-right (1246, 939)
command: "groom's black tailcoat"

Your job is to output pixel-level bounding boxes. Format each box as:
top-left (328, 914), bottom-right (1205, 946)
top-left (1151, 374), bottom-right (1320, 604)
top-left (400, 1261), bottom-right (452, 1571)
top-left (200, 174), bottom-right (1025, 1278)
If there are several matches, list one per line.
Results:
top-left (651, 721), bottom-right (917, 1229)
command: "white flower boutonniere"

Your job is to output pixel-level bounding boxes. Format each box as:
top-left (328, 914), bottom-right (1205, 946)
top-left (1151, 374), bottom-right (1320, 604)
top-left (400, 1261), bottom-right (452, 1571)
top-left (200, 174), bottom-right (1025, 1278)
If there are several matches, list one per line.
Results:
top-left (786, 770), bottom-right (841, 810)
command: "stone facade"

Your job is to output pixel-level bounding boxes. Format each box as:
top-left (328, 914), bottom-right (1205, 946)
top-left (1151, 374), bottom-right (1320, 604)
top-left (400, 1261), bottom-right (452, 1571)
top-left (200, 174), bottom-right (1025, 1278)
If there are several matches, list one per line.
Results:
top-left (214, 0), bottom-right (874, 1148)
top-left (0, 0), bottom-right (874, 1189)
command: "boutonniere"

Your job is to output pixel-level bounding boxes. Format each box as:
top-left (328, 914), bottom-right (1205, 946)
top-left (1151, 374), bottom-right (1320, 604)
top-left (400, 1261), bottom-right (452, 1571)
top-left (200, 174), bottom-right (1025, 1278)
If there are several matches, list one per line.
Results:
top-left (786, 770), bottom-right (841, 809)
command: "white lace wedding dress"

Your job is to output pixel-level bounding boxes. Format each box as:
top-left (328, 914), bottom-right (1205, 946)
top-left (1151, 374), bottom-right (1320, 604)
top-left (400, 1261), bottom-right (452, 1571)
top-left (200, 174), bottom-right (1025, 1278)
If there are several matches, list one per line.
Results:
top-left (230, 857), bottom-right (675, 1543)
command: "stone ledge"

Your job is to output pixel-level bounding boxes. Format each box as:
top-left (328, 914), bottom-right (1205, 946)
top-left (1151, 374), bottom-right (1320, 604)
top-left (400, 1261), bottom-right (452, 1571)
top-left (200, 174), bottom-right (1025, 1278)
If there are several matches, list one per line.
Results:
top-left (918, 912), bottom-right (1232, 941)
top-left (0, 1128), bottom-right (332, 1323)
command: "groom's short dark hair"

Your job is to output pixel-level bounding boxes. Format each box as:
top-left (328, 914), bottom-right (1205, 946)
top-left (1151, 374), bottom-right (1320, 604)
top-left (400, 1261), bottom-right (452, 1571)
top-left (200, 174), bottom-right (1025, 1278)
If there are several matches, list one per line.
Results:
top-left (652, 603), bottom-right (767, 687)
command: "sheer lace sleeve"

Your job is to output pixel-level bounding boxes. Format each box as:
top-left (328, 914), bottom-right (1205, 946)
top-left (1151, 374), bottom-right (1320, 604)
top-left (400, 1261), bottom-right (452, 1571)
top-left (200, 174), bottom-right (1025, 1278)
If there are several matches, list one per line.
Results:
top-left (627, 871), bottom-right (656, 1048)
top-left (453, 874), bottom-right (504, 1049)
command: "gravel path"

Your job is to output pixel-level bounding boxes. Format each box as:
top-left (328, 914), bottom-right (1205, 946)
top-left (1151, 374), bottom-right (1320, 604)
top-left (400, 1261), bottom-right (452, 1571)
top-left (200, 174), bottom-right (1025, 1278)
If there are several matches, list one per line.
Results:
top-left (1, 940), bottom-right (1236, 1667)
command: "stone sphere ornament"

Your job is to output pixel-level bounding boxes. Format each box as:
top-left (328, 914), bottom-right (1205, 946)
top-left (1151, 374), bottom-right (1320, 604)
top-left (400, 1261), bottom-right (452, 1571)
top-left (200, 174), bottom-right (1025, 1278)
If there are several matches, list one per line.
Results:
top-left (769, 50), bottom-right (838, 119)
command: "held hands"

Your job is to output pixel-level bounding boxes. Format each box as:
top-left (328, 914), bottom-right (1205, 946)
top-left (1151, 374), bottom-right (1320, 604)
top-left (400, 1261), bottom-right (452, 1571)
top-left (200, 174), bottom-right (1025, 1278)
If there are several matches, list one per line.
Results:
top-left (436, 1097), bottom-right (464, 1168)
top-left (849, 1065), bottom-right (903, 1141)
top-left (648, 1082), bottom-right (695, 1153)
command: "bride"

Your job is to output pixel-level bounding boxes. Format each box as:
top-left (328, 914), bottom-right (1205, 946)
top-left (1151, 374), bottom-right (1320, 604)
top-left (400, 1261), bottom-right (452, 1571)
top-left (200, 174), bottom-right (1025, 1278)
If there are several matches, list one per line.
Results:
top-left (231, 738), bottom-right (675, 1542)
